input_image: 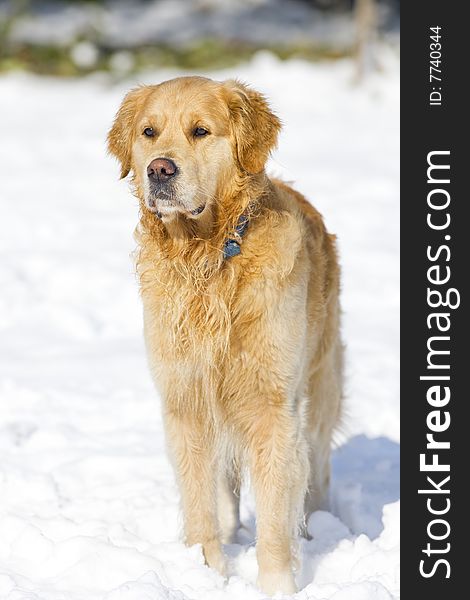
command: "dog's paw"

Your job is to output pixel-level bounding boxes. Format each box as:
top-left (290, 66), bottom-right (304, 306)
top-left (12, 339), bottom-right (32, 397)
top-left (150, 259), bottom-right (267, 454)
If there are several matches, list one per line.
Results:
top-left (257, 570), bottom-right (297, 596)
top-left (203, 540), bottom-right (227, 577)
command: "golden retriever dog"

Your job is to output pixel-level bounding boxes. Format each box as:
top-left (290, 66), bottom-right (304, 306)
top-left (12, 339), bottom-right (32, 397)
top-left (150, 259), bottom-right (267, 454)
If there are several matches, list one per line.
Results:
top-left (108, 76), bottom-right (342, 595)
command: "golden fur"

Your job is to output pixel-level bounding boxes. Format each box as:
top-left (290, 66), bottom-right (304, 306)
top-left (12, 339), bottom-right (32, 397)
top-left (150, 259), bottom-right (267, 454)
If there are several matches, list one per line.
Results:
top-left (108, 76), bottom-right (342, 595)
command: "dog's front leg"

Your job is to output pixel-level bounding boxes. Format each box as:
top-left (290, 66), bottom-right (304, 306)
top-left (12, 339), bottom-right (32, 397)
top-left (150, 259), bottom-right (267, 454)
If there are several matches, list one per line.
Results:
top-left (248, 411), bottom-right (305, 596)
top-left (165, 410), bottom-right (225, 575)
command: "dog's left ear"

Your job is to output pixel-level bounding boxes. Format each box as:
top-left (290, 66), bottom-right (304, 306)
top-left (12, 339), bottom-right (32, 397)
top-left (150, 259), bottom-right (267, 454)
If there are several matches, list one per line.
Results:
top-left (223, 80), bottom-right (281, 175)
top-left (107, 86), bottom-right (151, 179)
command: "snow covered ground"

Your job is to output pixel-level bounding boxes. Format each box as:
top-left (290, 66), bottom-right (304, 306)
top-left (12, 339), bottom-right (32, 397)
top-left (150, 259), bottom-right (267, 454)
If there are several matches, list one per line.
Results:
top-left (0, 50), bottom-right (399, 599)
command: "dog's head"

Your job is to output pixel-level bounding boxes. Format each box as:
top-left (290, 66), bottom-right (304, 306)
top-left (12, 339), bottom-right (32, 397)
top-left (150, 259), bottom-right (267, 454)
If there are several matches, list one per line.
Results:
top-left (107, 76), bottom-right (281, 222)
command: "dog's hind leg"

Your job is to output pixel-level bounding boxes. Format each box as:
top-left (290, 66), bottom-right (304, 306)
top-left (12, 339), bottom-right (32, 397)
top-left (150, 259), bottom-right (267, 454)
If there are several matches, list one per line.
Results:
top-left (217, 468), bottom-right (241, 544)
top-left (303, 344), bottom-right (343, 528)
top-left (304, 437), bottom-right (332, 520)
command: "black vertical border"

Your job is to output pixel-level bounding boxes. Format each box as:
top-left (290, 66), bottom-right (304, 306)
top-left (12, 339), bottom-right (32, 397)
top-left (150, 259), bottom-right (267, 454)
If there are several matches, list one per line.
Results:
top-left (401, 2), bottom-right (466, 597)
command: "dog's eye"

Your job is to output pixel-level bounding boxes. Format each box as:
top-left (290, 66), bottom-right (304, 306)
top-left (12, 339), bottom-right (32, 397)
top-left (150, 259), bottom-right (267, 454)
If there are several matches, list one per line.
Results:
top-left (143, 127), bottom-right (155, 137)
top-left (193, 127), bottom-right (209, 137)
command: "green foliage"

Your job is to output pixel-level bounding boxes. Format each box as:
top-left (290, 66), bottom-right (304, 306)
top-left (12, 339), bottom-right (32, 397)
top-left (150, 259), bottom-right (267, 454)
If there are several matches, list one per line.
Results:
top-left (0, 39), bottom-right (351, 77)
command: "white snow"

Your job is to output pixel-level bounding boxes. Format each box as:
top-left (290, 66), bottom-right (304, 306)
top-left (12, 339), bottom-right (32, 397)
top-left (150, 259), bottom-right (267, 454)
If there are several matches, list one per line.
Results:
top-left (70, 42), bottom-right (100, 70)
top-left (0, 49), bottom-right (399, 600)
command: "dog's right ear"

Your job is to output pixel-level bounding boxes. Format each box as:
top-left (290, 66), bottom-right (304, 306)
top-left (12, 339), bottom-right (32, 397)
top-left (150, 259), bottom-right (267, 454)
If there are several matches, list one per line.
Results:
top-left (107, 86), bottom-right (150, 179)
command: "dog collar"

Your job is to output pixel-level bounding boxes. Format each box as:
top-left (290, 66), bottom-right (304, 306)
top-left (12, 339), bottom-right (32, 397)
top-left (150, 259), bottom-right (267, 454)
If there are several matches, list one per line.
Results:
top-left (222, 214), bottom-right (249, 259)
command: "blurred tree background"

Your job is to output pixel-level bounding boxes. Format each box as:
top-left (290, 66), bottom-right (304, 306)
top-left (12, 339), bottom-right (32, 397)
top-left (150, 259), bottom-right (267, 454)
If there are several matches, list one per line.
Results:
top-left (0, 0), bottom-right (399, 76)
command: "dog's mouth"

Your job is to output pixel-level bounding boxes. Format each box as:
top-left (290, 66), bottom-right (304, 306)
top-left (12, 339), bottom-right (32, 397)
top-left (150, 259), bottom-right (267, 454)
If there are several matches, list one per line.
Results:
top-left (157, 204), bottom-right (206, 220)
top-left (190, 204), bottom-right (206, 217)
top-left (146, 189), bottom-right (206, 220)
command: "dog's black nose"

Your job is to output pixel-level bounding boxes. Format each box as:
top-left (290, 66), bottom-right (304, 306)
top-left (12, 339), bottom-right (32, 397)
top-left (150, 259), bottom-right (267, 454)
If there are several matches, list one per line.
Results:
top-left (147, 158), bottom-right (178, 182)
